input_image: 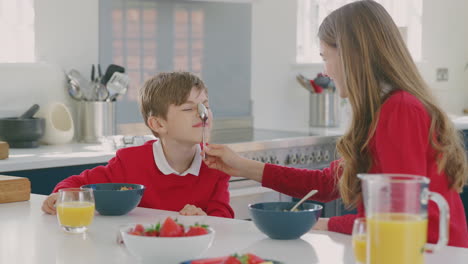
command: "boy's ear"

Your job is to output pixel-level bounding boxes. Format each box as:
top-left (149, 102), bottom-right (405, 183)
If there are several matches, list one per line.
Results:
top-left (147, 116), bottom-right (167, 136)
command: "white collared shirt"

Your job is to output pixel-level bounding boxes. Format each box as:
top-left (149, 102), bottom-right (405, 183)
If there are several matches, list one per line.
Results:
top-left (152, 140), bottom-right (202, 176)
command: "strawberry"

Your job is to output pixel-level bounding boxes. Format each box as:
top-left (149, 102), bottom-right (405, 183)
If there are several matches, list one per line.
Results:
top-left (223, 256), bottom-right (241, 264)
top-left (159, 217), bottom-right (184, 237)
top-left (144, 222), bottom-right (161, 237)
top-left (245, 253), bottom-right (265, 264)
top-left (191, 257), bottom-right (228, 264)
top-left (185, 224), bottom-right (209, 236)
top-left (128, 231), bottom-right (142, 236)
top-left (133, 224), bottom-right (145, 234)
top-left (144, 230), bottom-right (159, 236)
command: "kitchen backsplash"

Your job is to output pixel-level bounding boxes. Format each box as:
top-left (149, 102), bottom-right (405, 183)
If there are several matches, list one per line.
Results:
top-left (0, 63), bottom-right (71, 118)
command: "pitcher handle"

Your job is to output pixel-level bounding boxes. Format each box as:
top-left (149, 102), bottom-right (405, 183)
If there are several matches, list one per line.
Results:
top-left (425, 191), bottom-right (450, 253)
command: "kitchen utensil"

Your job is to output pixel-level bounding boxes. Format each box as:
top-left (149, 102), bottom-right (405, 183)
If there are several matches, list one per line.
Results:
top-left (106, 72), bottom-right (129, 101)
top-left (91, 64), bottom-right (96, 82)
top-left (67, 80), bottom-right (83, 100)
top-left (67, 69), bottom-right (94, 101)
top-left (79, 101), bottom-right (115, 143)
top-left (296, 74), bottom-right (315, 93)
top-left (310, 79), bottom-right (324, 93)
top-left (81, 183), bottom-right (145, 215)
top-left (309, 89), bottom-right (340, 127)
top-left (314, 74), bottom-right (332, 88)
top-left (0, 141), bottom-right (8, 160)
top-left (249, 201), bottom-right (322, 240)
top-left (0, 117), bottom-right (45, 148)
top-left (0, 175), bottom-right (30, 203)
top-left (120, 222), bottom-right (214, 263)
top-left (197, 103), bottom-right (208, 158)
top-left (101, 64), bottom-right (125, 85)
top-left (36, 102), bottom-right (74, 145)
top-left (19, 104), bottom-right (40, 119)
top-left (98, 64), bottom-right (103, 79)
top-left (290, 189), bottom-right (318, 212)
top-left (95, 79), bottom-right (109, 101)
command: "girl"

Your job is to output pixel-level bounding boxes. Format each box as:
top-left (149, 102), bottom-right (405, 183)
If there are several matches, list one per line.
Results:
top-left (203, 0), bottom-right (468, 247)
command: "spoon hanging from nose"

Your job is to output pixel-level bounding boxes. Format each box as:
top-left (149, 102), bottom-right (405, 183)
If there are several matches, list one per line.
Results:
top-left (290, 190), bottom-right (318, 212)
top-left (197, 103), bottom-right (208, 159)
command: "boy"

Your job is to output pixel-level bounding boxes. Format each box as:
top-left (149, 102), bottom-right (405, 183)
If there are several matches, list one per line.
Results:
top-left (42, 72), bottom-right (234, 218)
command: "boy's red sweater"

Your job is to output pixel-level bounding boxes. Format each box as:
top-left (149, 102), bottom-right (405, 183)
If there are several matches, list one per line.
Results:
top-left (262, 90), bottom-right (468, 247)
top-left (53, 141), bottom-right (234, 218)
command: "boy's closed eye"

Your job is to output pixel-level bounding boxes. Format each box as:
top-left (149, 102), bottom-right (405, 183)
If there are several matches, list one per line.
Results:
top-left (181, 103), bottom-right (210, 111)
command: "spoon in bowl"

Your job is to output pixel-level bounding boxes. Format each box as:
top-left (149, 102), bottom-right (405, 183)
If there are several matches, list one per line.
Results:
top-left (290, 189), bottom-right (318, 212)
top-left (197, 103), bottom-right (208, 159)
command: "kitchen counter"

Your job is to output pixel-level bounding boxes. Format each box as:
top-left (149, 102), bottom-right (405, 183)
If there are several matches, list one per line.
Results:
top-left (0, 127), bottom-right (345, 173)
top-left (1, 194), bottom-right (466, 264)
top-left (0, 143), bottom-right (115, 172)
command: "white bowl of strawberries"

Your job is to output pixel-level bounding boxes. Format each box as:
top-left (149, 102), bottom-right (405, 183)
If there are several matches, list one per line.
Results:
top-left (120, 216), bottom-right (215, 264)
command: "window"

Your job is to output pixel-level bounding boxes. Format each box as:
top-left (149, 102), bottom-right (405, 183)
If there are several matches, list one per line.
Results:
top-left (108, 2), bottom-right (205, 102)
top-left (100, 0), bottom-right (252, 132)
top-left (296, 0), bottom-right (422, 64)
top-left (0, 0), bottom-right (35, 62)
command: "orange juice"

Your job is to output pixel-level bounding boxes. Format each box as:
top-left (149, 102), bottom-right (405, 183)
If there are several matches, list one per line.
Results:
top-left (367, 213), bottom-right (427, 264)
top-left (57, 202), bottom-right (95, 227)
top-left (352, 234), bottom-right (366, 263)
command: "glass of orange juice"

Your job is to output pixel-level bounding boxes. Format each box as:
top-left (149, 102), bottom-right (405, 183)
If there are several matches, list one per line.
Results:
top-left (352, 217), bottom-right (366, 264)
top-left (56, 188), bottom-right (95, 233)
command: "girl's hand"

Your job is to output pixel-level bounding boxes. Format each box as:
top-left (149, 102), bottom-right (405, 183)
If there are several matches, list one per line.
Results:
top-left (42, 193), bottom-right (58, 215)
top-left (179, 204), bottom-right (207, 216)
top-left (312, 217), bottom-right (329, 231)
top-left (202, 144), bottom-right (244, 177)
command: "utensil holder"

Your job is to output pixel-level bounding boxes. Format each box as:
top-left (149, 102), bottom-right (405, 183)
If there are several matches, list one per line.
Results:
top-left (309, 89), bottom-right (340, 127)
top-left (79, 101), bottom-right (115, 143)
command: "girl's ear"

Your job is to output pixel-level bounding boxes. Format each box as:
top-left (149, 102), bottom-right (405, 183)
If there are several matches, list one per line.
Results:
top-left (147, 116), bottom-right (167, 136)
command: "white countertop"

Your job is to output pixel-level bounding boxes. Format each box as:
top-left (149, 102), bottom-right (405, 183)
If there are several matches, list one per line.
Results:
top-left (0, 143), bottom-right (116, 172)
top-left (1, 194), bottom-right (466, 264)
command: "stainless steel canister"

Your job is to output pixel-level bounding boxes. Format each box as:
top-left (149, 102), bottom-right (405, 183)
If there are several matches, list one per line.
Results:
top-left (79, 101), bottom-right (116, 143)
top-left (309, 89), bottom-right (340, 127)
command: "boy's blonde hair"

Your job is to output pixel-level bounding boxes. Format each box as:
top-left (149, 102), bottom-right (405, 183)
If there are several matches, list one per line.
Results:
top-left (139, 72), bottom-right (207, 136)
top-left (319, 0), bottom-right (467, 208)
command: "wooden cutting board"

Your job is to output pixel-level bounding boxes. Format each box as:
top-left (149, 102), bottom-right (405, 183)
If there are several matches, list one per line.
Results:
top-left (0, 175), bottom-right (31, 203)
top-left (0, 141), bottom-right (8, 160)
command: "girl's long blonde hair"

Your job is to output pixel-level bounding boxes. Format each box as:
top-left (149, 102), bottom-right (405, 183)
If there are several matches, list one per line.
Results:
top-left (318, 0), bottom-right (468, 208)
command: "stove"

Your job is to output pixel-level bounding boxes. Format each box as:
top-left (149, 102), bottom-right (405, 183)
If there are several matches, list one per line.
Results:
top-left (220, 129), bottom-right (342, 219)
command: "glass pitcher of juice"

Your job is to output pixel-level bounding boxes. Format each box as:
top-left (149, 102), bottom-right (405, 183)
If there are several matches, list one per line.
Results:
top-left (358, 174), bottom-right (449, 264)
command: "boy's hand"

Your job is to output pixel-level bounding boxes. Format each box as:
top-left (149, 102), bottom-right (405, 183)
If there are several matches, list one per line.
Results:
top-left (179, 204), bottom-right (207, 216)
top-left (42, 193), bottom-right (58, 215)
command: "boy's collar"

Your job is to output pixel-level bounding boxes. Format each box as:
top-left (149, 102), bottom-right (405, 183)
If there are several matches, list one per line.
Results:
top-left (152, 140), bottom-right (201, 176)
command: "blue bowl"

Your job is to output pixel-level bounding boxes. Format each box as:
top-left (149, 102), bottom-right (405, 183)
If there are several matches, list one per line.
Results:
top-left (249, 202), bottom-right (322, 240)
top-left (81, 183), bottom-right (145, 216)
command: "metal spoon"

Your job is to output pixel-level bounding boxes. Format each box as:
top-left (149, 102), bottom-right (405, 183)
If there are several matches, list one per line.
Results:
top-left (290, 189), bottom-right (318, 212)
top-left (68, 80), bottom-right (83, 101)
top-left (197, 103), bottom-right (208, 158)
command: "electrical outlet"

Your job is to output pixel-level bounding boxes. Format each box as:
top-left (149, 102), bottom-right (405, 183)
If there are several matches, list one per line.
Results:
top-left (436, 68), bottom-right (448, 82)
